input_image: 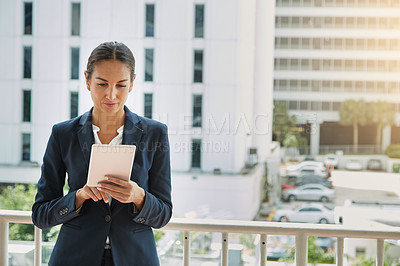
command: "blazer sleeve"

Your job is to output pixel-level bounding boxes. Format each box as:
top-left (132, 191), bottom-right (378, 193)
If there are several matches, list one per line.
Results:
top-left (31, 125), bottom-right (80, 229)
top-left (131, 124), bottom-right (172, 228)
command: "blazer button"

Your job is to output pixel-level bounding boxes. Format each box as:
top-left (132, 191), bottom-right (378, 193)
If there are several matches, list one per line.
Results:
top-left (59, 210), bottom-right (63, 216)
top-left (137, 217), bottom-right (145, 223)
top-left (105, 215), bottom-right (111, 222)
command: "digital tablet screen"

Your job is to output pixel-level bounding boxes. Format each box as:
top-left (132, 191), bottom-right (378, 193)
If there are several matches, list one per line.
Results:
top-left (86, 144), bottom-right (136, 187)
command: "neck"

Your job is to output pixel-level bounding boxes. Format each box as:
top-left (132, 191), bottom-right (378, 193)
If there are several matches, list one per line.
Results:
top-left (92, 108), bottom-right (125, 131)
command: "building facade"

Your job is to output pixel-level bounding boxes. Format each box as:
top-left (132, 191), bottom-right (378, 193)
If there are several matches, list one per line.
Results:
top-left (0, 0), bottom-right (277, 220)
top-left (274, 0), bottom-right (400, 155)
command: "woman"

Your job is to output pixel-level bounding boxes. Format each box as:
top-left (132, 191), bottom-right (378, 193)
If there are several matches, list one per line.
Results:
top-left (32, 41), bottom-right (172, 266)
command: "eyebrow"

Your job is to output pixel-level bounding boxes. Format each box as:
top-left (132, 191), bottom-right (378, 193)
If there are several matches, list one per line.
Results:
top-left (95, 77), bottom-right (129, 83)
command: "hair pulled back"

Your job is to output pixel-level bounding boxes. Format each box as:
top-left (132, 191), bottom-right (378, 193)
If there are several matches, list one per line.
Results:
top-left (86, 41), bottom-right (135, 81)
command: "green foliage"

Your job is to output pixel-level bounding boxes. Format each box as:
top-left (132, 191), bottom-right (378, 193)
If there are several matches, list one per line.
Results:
top-left (239, 234), bottom-right (256, 256)
top-left (339, 99), bottom-right (368, 127)
top-left (273, 101), bottom-right (308, 149)
top-left (278, 236), bottom-right (335, 264)
top-left (0, 183), bottom-right (60, 242)
top-left (385, 144), bottom-right (400, 158)
top-left (153, 229), bottom-right (165, 244)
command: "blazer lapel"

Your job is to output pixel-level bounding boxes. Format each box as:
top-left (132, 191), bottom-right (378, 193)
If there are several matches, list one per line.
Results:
top-left (77, 109), bottom-right (95, 169)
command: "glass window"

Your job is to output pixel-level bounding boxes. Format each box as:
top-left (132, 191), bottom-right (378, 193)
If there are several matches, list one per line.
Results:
top-left (22, 133), bottom-right (31, 161)
top-left (332, 102), bottom-right (341, 111)
top-left (291, 38), bottom-right (300, 49)
top-left (289, 80), bottom-right (298, 90)
top-left (193, 50), bottom-right (203, 83)
top-left (145, 48), bottom-right (154, 82)
top-left (311, 102), bottom-right (320, 111)
top-left (191, 139), bottom-right (201, 168)
top-left (333, 60), bottom-right (342, 70)
top-left (345, 60), bottom-right (353, 71)
top-left (290, 59), bottom-right (299, 70)
top-left (192, 95), bottom-right (202, 127)
top-left (356, 39), bottom-right (365, 49)
top-left (23, 46), bottom-right (32, 79)
top-left (71, 3), bottom-right (80, 36)
top-left (194, 4), bottom-right (204, 38)
top-left (335, 17), bottom-right (344, 27)
top-left (301, 59), bottom-right (310, 70)
top-left (144, 93), bottom-right (153, 119)
top-left (300, 101), bottom-right (309, 110)
top-left (289, 101), bottom-right (298, 110)
top-left (24, 2), bottom-right (33, 35)
top-left (145, 4), bottom-right (155, 37)
top-left (312, 59), bottom-right (320, 70)
top-left (70, 91), bottom-right (79, 119)
top-left (23, 90), bottom-right (31, 122)
top-left (70, 47), bottom-right (80, 80)
top-left (356, 60), bottom-right (364, 71)
top-left (322, 101), bottom-right (331, 111)
top-left (280, 38), bottom-right (289, 48)
top-left (302, 38), bottom-right (311, 48)
top-left (346, 39), bottom-right (354, 49)
top-left (322, 81), bottom-right (331, 91)
top-left (292, 17), bottom-right (300, 27)
top-left (300, 80), bottom-right (309, 90)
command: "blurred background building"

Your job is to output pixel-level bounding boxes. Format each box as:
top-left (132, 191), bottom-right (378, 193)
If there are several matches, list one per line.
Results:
top-left (0, 0), bottom-right (278, 220)
top-left (274, 0), bottom-right (400, 155)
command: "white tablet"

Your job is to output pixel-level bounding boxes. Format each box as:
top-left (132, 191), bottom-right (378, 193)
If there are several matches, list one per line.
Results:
top-left (86, 144), bottom-right (136, 187)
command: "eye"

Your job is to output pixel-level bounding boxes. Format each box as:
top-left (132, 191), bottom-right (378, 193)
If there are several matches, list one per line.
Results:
top-left (117, 84), bottom-right (127, 88)
top-left (97, 83), bottom-right (108, 87)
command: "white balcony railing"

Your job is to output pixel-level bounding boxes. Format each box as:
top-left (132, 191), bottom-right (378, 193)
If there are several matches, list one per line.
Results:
top-left (1, 209), bottom-right (400, 266)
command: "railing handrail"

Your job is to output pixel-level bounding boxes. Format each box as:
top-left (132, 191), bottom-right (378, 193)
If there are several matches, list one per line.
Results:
top-left (1, 209), bottom-right (400, 266)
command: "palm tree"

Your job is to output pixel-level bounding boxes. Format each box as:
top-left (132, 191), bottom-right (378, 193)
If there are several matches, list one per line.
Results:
top-left (370, 101), bottom-right (395, 153)
top-left (339, 99), bottom-right (368, 154)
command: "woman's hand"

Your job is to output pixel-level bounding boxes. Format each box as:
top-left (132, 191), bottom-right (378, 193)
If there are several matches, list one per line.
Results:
top-left (97, 176), bottom-right (146, 210)
top-left (75, 185), bottom-right (109, 209)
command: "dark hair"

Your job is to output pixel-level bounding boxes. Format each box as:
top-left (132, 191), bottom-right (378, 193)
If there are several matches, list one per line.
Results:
top-left (86, 41), bottom-right (135, 80)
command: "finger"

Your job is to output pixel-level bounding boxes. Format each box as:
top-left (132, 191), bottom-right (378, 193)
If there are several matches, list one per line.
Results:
top-left (100, 191), bottom-right (109, 203)
top-left (102, 176), bottom-right (127, 186)
top-left (89, 187), bottom-right (103, 201)
top-left (98, 183), bottom-right (129, 194)
top-left (84, 186), bottom-right (99, 201)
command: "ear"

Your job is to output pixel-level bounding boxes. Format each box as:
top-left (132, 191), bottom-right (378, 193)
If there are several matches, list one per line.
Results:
top-left (84, 71), bottom-right (91, 91)
top-left (128, 74), bottom-right (136, 93)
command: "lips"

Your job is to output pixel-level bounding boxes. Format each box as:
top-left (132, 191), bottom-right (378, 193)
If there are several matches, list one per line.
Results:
top-left (104, 103), bottom-right (117, 107)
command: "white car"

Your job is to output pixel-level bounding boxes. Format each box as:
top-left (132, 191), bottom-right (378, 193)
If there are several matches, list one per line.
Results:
top-left (282, 184), bottom-right (335, 202)
top-left (345, 159), bottom-right (363, 171)
top-left (273, 203), bottom-right (335, 224)
top-left (323, 154), bottom-right (339, 168)
top-left (286, 161), bottom-right (328, 178)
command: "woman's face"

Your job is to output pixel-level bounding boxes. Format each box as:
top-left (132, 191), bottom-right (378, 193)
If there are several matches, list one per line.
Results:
top-left (85, 60), bottom-right (135, 117)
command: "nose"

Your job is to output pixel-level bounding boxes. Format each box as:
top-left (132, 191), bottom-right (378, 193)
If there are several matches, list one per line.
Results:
top-left (106, 85), bottom-right (117, 101)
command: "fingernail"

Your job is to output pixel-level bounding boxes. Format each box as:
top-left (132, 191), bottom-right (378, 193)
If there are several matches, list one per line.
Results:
top-left (98, 187), bottom-right (102, 191)
top-left (104, 176), bottom-right (109, 180)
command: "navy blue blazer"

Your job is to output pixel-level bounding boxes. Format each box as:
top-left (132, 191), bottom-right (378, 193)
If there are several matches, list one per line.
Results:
top-left (32, 106), bottom-right (172, 266)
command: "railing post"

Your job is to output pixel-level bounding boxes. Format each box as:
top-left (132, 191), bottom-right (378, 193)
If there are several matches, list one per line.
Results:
top-left (34, 226), bottom-right (42, 266)
top-left (337, 237), bottom-right (344, 266)
top-left (260, 234), bottom-right (267, 266)
top-left (0, 219), bottom-right (9, 266)
top-left (183, 231), bottom-right (190, 266)
top-left (221, 232), bottom-right (228, 266)
top-left (295, 233), bottom-right (307, 266)
top-left (377, 239), bottom-right (384, 266)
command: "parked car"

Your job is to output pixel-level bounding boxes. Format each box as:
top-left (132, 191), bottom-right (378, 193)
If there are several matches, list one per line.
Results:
top-left (286, 161), bottom-right (329, 178)
top-left (345, 159), bottom-right (363, 171)
top-left (323, 153), bottom-right (339, 169)
top-left (282, 184), bottom-right (335, 202)
top-left (273, 203), bottom-right (335, 224)
top-left (367, 159), bottom-right (383, 171)
top-left (282, 174), bottom-right (333, 190)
